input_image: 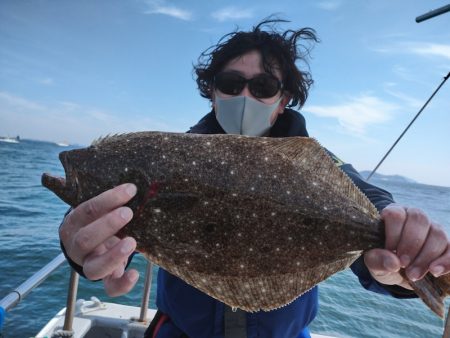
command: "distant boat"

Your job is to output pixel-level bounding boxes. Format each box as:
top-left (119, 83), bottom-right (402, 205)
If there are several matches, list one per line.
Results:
top-left (55, 141), bottom-right (70, 147)
top-left (0, 135), bottom-right (20, 143)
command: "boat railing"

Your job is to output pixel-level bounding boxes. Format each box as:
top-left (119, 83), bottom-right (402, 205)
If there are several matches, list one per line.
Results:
top-left (0, 252), bottom-right (154, 335)
top-left (0, 254), bottom-right (66, 318)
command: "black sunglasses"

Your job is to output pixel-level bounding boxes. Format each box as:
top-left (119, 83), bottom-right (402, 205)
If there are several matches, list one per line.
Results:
top-left (214, 72), bottom-right (283, 99)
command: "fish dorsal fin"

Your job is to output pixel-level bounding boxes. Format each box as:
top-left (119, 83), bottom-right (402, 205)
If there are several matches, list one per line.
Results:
top-left (90, 132), bottom-right (159, 147)
top-left (91, 131), bottom-right (172, 147)
top-left (269, 136), bottom-right (379, 218)
top-left (91, 133), bottom-right (129, 147)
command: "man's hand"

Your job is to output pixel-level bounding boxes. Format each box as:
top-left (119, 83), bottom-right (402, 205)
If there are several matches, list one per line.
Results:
top-left (59, 183), bottom-right (139, 296)
top-left (364, 203), bottom-right (450, 290)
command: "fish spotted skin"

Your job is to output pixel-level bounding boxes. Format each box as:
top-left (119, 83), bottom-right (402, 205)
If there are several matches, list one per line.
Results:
top-left (42, 131), bottom-right (449, 315)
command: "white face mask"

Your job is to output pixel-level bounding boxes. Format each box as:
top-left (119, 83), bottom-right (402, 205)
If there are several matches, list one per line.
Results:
top-left (215, 95), bottom-right (282, 136)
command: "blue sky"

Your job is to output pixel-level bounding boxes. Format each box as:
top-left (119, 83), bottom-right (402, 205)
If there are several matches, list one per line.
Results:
top-left (1, 1), bottom-right (449, 186)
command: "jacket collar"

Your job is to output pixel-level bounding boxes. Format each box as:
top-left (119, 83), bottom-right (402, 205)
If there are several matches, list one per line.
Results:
top-left (188, 108), bottom-right (309, 137)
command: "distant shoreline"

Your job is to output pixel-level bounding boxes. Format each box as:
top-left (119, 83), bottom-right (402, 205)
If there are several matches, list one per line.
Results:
top-left (359, 170), bottom-right (450, 189)
top-left (359, 170), bottom-right (417, 184)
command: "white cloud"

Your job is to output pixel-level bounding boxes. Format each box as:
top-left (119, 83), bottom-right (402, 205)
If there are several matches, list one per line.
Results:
top-left (372, 41), bottom-right (450, 61)
top-left (408, 43), bottom-right (450, 60)
top-left (317, 1), bottom-right (342, 11)
top-left (0, 92), bottom-right (179, 145)
top-left (305, 95), bottom-right (398, 135)
top-left (383, 88), bottom-right (423, 109)
top-left (144, 0), bottom-right (192, 21)
top-left (38, 77), bottom-right (54, 86)
top-left (211, 7), bottom-right (254, 22)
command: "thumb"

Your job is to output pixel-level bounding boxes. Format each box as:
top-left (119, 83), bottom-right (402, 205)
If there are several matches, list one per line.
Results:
top-left (364, 249), bottom-right (404, 285)
top-left (364, 249), bottom-right (400, 274)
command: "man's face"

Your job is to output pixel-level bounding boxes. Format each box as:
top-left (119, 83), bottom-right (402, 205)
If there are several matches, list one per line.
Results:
top-left (212, 50), bottom-right (288, 125)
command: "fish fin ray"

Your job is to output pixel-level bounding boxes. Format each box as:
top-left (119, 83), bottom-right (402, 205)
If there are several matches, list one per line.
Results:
top-left (91, 133), bottom-right (127, 147)
top-left (409, 272), bottom-right (450, 318)
top-left (91, 132), bottom-right (165, 147)
top-left (269, 137), bottom-right (379, 219)
top-left (143, 247), bottom-right (361, 312)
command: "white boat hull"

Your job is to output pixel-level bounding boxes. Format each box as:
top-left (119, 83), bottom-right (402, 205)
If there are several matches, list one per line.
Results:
top-left (36, 299), bottom-right (155, 338)
top-left (36, 298), bottom-right (337, 338)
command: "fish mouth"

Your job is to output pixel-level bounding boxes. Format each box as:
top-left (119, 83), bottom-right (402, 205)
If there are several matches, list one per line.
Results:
top-left (41, 173), bottom-right (73, 205)
top-left (41, 151), bottom-right (78, 206)
top-left (42, 174), bottom-right (66, 188)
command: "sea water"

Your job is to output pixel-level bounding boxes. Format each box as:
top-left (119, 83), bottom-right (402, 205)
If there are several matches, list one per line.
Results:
top-left (0, 139), bottom-right (449, 338)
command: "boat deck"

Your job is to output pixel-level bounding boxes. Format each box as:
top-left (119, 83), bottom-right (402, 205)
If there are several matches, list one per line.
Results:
top-left (36, 298), bottom-right (337, 338)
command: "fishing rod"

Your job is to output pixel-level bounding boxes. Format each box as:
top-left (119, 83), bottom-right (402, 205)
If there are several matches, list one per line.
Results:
top-left (366, 71), bottom-right (449, 181)
top-left (416, 4), bottom-right (450, 23)
top-left (367, 3), bottom-right (450, 181)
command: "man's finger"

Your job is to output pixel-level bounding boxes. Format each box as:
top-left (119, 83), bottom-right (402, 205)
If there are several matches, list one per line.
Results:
top-left (83, 237), bottom-right (136, 280)
top-left (69, 207), bottom-right (133, 264)
top-left (90, 236), bottom-right (121, 257)
top-left (429, 246), bottom-right (450, 277)
top-left (396, 208), bottom-right (431, 268)
top-left (67, 183), bottom-right (137, 231)
top-left (104, 269), bottom-right (140, 297)
top-left (381, 204), bottom-right (407, 252)
top-left (406, 223), bottom-right (447, 281)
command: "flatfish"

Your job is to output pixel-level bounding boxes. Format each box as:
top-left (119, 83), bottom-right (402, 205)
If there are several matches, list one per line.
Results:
top-left (42, 132), bottom-right (450, 317)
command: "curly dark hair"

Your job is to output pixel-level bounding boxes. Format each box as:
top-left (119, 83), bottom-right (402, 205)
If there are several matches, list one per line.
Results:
top-left (194, 18), bottom-right (319, 109)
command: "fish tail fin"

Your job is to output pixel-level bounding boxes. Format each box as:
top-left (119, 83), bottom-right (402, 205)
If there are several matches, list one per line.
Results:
top-left (438, 274), bottom-right (450, 297)
top-left (409, 273), bottom-right (450, 318)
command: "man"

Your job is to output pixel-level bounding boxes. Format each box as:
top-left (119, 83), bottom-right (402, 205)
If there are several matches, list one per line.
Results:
top-left (59, 19), bottom-right (449, 338)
